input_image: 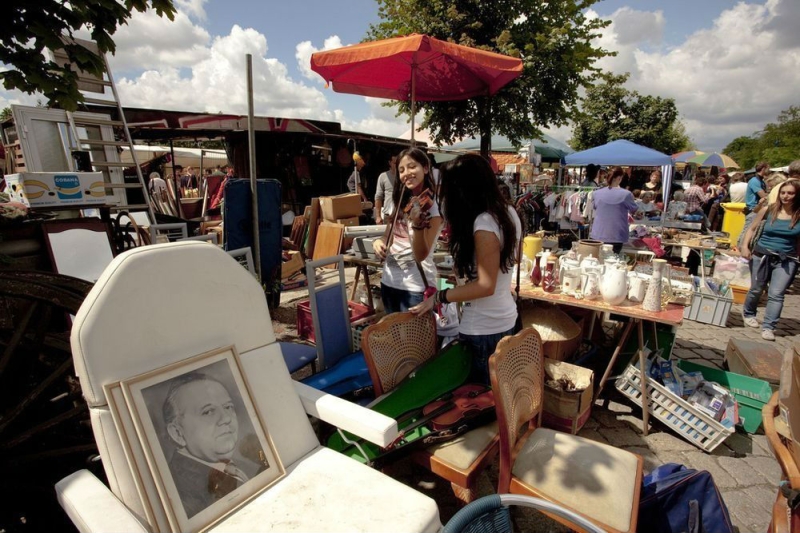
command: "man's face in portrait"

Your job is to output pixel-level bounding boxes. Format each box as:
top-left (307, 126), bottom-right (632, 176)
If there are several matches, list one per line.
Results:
top-left (167, 379), bottom-right (239, 462)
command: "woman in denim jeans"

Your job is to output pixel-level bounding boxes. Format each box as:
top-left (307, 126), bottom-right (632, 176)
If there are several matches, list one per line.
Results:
top-left (410, 155), bottom-right (521, 384)
top-left (740, 179), bottom-right (800, 341)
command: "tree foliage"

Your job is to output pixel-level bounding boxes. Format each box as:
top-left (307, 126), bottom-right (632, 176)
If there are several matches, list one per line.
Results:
top-left (724, 106), bottom-right (800, 169)
top-left (0, 107), bottom-right (11, 122)
top-left (570, 72), bottom-right (691, 154)
top-left (1, 0), bottom-right (175, 112)
top-left (368, 0), bottom-right (613, 156)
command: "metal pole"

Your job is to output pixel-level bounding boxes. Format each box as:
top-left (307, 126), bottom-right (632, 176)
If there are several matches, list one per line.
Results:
top-left (169, 140), bottom-right (181, 217)
top-left (247, 54), bottom-right (262, 279)
top-left (410, 63), bottom-right (416, 146)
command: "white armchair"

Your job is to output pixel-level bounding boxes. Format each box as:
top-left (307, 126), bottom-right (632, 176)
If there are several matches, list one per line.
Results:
top-left (56, 241), bottom-right (440, 532)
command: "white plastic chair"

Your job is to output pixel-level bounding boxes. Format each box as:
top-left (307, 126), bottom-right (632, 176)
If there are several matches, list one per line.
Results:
top-left (55, 241), bottom-right (440, 533)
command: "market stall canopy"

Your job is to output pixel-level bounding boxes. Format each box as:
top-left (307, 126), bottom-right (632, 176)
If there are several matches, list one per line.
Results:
top-left (310, 33), bottom-right (523, 142)
top-left (444, 133), bottom-right (574, 162)
top-left (565, 140), bottom-right (673, 167)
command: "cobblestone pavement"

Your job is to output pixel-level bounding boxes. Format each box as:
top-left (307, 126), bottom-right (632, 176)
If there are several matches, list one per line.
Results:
top-left (281, 270), bottom-right (795, 531)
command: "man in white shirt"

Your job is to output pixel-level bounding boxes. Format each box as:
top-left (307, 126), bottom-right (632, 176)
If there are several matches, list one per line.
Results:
top-left (728, 173), bottom-right (747, 203)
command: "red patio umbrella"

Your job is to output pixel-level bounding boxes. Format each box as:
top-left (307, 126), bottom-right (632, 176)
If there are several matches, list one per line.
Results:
top-left (310, 33), bottom-right (523, 142)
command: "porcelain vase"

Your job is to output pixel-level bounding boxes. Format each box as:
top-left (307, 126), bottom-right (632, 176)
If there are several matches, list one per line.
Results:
top-left (643, 259), bottom-right (669, 312)
top-left (542, 259), bottom-right (557, 293)
top-left (530, 253), bottom-right (542, 286)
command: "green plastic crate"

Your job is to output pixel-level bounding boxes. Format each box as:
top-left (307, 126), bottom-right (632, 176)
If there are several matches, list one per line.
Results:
top-left (676, 360), bottom-right (772, 434)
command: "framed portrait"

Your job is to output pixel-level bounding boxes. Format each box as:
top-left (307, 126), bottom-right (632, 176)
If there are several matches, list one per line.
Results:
top-left (121, 346), bottom-right (284, 532)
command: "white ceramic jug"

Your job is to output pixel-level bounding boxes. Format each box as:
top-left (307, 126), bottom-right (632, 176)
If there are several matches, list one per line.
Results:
top-left (627, 272), bottom-right (647, 303)
top-left (582, 271), bottom-right (601, 300)
top-left (561, 266), bottom-right (582, 295)
top-left (600, 264), bottom-right (628, 305)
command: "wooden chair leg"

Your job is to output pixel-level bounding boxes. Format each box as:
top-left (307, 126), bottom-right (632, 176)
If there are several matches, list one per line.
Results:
top-left (451, 481), bottom-right (477, 505)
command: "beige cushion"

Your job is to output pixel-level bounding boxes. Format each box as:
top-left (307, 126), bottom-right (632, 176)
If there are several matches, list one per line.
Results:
top-left (513, 428), bottom-right (639, 532)
top-left (212, 447), bottom-right (441, 533)
top-left (428, 421), bottom-right (498, 470)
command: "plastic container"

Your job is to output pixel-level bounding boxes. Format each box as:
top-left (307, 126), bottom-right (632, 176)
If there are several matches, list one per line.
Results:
top-left (720, 203), bottom-right (747, 245)
top-left (615, 363), bottom-right (734, 452)
top-left (522, 235), bottom-right (542, 261)
top-left (683, 289), bottom-right (733, 327)
top-left (297, 299), bottom-right (372, 343)
top-left (677, 359), bottom-right (772, 434)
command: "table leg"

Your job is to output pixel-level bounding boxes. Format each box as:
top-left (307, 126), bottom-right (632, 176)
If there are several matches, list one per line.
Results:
top-left (363, 266), bottom-right (374, 310)
top-left (586, 310), bottom-right (599, 341)
top-left (350, 265), bottom-right (362, 302)
top-left (637, 319), bottom-right (650, 436)
top-left (594, 320), bottom-right (635, 403)
top-left (652, 321), bottom-right (659, 352)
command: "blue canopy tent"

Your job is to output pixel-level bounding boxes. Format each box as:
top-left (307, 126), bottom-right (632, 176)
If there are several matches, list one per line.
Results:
top-left (564, 140), bottom-right (674, 207)
top-left (444, 133), bottom-right (574, 162)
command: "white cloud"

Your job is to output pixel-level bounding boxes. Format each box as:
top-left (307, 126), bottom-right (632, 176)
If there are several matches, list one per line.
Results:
top-left (174, 0), bottom-right (208, 21)
top-left (588, 0), bottom-right (800, 151)
top-left (296, 36), bottom-right (346, 81)
top-left (116, 25), bottom-right (333, 120)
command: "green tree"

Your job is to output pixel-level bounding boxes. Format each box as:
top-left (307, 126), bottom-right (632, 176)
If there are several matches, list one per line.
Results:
top-left (368, 0), bottom-right (613, 156)
top-left (723, 106), bottom-right (800, 169)
top-left (570, 72), bottom-right (691, 154)
top-left (0, 107), bottom-right (11, 122)
top-left (1, 1), bottom-right (175, 112)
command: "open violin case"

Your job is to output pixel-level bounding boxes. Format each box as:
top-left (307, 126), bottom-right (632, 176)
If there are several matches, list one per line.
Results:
top-left (327, 341), bottom-right (496, 467)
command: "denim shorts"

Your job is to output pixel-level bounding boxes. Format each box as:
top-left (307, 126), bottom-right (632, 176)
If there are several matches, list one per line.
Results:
top-left (459, 327), bottom-right (516, 386)
top-left (380, 283), bottom-right (424, 314)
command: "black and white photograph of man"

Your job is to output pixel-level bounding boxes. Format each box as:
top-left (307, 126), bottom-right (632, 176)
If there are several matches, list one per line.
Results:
top-left (141, 361), bottom-right (268, 519)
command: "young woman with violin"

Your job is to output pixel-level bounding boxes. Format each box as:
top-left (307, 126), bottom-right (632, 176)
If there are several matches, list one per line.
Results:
top-left (373, 147), bottom-right (443, 314)
top-left (740, 179), bottom-right (800, 341)
top-left (411, 154), bottom-right (521, 385)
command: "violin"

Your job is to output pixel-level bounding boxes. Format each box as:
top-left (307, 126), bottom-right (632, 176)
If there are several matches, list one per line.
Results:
top-left (422, 384), bottom-right (495, 431)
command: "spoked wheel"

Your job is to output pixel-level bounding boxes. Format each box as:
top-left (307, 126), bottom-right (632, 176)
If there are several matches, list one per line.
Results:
top-left (0, 271), bottom-right (98, 532)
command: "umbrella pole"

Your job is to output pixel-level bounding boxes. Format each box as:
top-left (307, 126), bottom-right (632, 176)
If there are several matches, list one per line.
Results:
top-left (410, 63), bottom-right (416, 146)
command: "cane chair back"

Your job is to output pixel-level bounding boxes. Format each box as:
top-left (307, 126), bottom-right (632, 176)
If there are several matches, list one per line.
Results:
top-left (490, 327), bottom-right (643, 533)
top-left (361, 312), bottom-right (437, 397)
top-left (490, 327), bottom-right (544, 490)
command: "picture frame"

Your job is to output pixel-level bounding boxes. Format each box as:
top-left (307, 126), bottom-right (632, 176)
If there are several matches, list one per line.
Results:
top-left (121, 346), bottom-right (284, 532)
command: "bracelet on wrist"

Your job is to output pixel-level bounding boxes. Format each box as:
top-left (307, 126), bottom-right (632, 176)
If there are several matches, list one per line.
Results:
top-left (440, 288), bottom-right (450, 305)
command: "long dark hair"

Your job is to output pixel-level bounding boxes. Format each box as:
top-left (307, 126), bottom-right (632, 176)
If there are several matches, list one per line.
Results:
top-left (439, 154), bottom-right (517, 278)
top-left (768, 179), bottom-right (800, 229)
top-left (388, 147), bottom-right (435, 219)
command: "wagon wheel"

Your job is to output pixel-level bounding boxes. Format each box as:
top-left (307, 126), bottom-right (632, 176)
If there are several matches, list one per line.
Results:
top-left (0, 272), bottom-right (97, 533)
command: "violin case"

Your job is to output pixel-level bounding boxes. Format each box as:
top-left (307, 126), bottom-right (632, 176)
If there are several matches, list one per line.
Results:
top-left (327, 341), bottom-right (495, 467)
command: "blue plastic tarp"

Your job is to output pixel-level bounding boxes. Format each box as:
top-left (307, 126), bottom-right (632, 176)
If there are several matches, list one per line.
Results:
top-left (564, 140), bottom-right (672, 167)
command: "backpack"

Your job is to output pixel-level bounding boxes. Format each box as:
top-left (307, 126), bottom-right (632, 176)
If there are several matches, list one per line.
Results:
top-left (637, 463), bottom-right (734, 533)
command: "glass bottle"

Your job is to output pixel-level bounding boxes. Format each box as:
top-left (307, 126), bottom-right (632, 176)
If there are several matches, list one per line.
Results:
top-left (542, 258), bottom-right (557, 293)
top-left (530, 252), bottom-right (542, 286)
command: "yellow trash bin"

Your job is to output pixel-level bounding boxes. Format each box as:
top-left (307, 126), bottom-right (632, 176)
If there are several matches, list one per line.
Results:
top-left (721, 203), bottom-right (746, 245)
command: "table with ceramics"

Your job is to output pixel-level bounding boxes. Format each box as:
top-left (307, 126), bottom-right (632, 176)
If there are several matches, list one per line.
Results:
top-left (517, 254), bottom-right (685, 436)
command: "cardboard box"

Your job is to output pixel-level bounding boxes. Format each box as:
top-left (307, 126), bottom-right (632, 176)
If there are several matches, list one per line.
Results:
top-left (5, 172), bottom-right (108, 208)
top-left (319, 193), bottom-right (362, 221)
top-left (542, 358), bottom-right (593, 434)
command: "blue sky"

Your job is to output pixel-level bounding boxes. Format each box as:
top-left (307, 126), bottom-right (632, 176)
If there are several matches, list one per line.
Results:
top-left (2, 0), bottom-right (798, 152)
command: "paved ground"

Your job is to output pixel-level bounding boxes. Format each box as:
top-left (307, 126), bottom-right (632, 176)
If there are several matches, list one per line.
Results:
top-left (277, 270), bottom-right (795, 531)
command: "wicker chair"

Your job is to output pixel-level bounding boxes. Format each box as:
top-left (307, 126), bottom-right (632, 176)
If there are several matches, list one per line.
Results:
top-left (490, 328), bottom-right (643, 533)
top-left (361, 311), bottom-right (439, 397)
top-left (361, 312), bottom-right (500, 504)
top-left (763, 391), bottom-right (800, 533)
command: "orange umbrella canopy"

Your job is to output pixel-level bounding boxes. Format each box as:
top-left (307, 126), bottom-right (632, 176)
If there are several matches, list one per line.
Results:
top-left (310, 33), bottom-right (523, 102)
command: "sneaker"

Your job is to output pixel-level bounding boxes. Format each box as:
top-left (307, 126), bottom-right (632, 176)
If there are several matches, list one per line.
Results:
top-left (742, 314), bottom-right (759, 328)
top-left (762, 329), bottom-right (776, 341)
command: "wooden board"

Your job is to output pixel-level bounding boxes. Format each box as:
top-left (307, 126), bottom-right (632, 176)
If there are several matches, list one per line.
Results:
top-left (305, 198), bottom-right (321, 257)
top-left (312, 221), bottom-right (344, 268)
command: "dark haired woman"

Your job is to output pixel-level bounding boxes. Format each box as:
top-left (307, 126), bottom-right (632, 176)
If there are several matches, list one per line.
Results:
top-left (373, 148), bottom-right (443, 313)
top-left (590, 166), bottom-right (639, 254)
top-left (411, 154), bottom-right (521, 384)
top-left (740, 179), bottom-right (800, 341)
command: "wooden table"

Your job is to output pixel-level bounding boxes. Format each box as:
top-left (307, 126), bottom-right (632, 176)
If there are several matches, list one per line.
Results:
top-left (518, 283), bottom-right (685, 435)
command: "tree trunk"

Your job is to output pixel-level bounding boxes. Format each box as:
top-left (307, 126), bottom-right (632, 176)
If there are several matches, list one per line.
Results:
top-left (478, 97), bottom-right (492, 159)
